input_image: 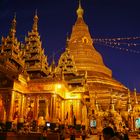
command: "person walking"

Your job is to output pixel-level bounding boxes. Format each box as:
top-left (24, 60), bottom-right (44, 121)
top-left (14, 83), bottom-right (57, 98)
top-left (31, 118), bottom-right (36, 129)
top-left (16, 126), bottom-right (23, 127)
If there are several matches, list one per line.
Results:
top-left (81, 127), bottom-right (86, 140)
top-left (69, 126), bottom-right (76, 140)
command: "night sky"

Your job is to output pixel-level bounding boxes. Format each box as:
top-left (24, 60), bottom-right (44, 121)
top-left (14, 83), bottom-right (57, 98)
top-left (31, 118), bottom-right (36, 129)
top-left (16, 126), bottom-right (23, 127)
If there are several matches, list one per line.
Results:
top-left (0, 0), bottom-right (140, 92)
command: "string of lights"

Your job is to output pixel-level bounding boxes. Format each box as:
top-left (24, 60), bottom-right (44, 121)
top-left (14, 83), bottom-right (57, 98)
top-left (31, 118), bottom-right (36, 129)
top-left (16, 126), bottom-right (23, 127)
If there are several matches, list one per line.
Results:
top-left (93, 36), bottom-right (140, 48)
top-left (94, 36), bottom-right (140, 41)
top-left (94, 41), bottom-right (140, 54)
top-left (94, 39), bottom-right (140, 47)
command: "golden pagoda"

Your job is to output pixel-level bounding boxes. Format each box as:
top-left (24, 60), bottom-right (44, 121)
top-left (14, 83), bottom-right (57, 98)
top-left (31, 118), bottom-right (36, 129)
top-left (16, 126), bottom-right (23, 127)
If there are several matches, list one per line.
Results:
top-left (0, 1), bottom-right (140, 132)
top-left (64, 1), bottom-right (128, 111)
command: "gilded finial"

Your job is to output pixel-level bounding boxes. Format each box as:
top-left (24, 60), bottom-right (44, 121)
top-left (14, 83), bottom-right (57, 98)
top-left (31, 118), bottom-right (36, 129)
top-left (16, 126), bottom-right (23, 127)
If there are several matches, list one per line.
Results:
top-left (134, 88), bottom-right (136, 93)
top-left (79, 0), bottom-right (82, 8)
top-left (9, 13), bottom-right (17, 37)
top-left (52, 53), bottom-right (55, 64)
top-left (35, 9), bottom-right (38, 16)
top-left (50, 53), bottom-right (56, 73)
top-left (32, 10), bottom-right (38, 32)
top-left (14, 12), bottom-right (16, 19)
top-left (134, 88), bottom-right (138, 104)
top-left (12, 13), bottom-right (16, 28)
top-left (51, 53), bottom-right (55, 68)
top-left (127, 89), bottom-right (131, 106)
top-left (127, 88), bottom-right (130, 97)
top-left (76, 0), bottom-right (84, 18)
top-left (66, 33), bottom-right (70, 50)
top-left (66, 32), bottom-right (69, 42)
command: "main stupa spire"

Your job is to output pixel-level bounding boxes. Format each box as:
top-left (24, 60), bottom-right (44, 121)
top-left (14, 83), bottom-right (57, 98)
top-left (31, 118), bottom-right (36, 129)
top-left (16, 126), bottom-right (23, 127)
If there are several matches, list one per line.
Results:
top-left (68, 0), bottom-right (112, 77)
top-left (76, 0), bottom-right (84, 18)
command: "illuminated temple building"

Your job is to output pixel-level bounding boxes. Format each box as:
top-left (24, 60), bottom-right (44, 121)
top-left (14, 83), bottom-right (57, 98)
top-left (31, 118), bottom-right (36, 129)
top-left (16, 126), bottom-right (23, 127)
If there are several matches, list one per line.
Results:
top-left (0, 2), bottom-right (140, 131)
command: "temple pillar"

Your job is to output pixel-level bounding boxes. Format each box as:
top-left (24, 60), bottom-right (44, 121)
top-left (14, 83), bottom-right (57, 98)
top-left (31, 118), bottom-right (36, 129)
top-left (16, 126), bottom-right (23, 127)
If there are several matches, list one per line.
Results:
top-left (17, 94), bottom-right (25, 129)
top-left (0, 96), bottom-right (6, 124)
top-left (64, 100), bottom-right (69, 125)
top-left (34, 96), bottom-right (39, 120)
top-left (131, 115), bottom-right (134, 131)
top-left (6, 91), bottom-right (15, 130)
top-left (134, 116), bottom-right (136, 131)
top-left (70, 103), bottom-right (74, 125)
top-left (50, 96), bottom-right (53, 121)
top-left (50, 94), bottom-right (57, 123)
top-left (76, 100), bottom-right (81, 125)
top-left (57, 100), bottom-right (61, 123)
top-left (45, 99), bottom-right (49, 121)
top-left (56, 99), bottom-right (58, 121)
top-left (19, 94), bottom-right (25, 122)
top-left (61, 100), bottom-right (64, 124)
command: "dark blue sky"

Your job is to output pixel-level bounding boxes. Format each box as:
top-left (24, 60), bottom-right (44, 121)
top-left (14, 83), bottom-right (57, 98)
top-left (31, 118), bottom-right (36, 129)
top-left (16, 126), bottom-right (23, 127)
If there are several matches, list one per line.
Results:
top-left (0, 0), bottom-right (140, 92)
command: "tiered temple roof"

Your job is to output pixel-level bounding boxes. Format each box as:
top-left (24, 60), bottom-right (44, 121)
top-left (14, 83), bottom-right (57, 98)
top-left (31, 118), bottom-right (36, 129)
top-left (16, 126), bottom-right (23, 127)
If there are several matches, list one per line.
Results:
top-left (0, 15), bottom-right (24, 80)
top-left (24, 12), bottom-right (49, 79)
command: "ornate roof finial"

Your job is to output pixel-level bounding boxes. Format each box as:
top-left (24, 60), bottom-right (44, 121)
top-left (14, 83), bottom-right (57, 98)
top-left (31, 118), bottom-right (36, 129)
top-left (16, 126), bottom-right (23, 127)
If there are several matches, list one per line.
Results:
top-left (134, 88), bottom-right (138, 104)
top-left (66, 32), bottom-right (69, 49)
top-left (50, 53), bottom-right (56, 73)
top-left (14, 12), bottom-right (16, 19)
top-left (9, 13), bottom-right (17, 37)
top-left (127, 89), bottom-right (132, 112)
top-left (76, 0), bottom-right (84, 18)
top-left (32, 9), bottom-right (38, 32)
top-left (52, 53), bottom-right (55, 65)
top-left (66, 32), bottom-right (69, 42)
top-left (127, 88), bottom-right (130, 97)
top-left (35, 9), bottom-right (37, 16)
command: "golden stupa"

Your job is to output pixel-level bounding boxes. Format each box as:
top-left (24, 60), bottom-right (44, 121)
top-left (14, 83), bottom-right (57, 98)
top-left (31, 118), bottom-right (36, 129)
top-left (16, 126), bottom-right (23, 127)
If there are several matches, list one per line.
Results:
top-left (59, 1), bottom-right (128, 110)
top-left (0, 1), bottom-right (139, 132)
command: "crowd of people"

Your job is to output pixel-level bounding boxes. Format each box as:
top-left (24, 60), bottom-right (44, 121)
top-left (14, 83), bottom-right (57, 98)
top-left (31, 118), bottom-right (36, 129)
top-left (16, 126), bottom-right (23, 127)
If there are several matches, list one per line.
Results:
top-left (0, 122), bottom-right (132, 140)
top-left (58, 125), bottom-right (130, 140)
top-left (102, 126), bottom-right (129, 140)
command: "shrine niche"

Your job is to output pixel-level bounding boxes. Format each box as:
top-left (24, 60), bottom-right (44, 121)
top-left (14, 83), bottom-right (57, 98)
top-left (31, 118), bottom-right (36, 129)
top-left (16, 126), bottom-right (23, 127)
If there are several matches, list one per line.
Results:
top-left (38, 100), bottom-right (46, 118)
top-left (26, 99), bottom-right (34, 122)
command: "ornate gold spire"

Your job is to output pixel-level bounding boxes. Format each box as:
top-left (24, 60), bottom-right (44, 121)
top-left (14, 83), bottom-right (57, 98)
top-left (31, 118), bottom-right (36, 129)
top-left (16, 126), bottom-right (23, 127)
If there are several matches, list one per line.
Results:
top-left (68, 0), bottom-right (112, 77)
top-left (128, 89), bottom-right (130, 98)
top-left (66, 33), bottom-right (69, 49)
top-left (9, 13), bottom-right (16, 37)
top-left (24, 12), bottom-right (48, 79)
top-left (50, 53), bottom-right (56, 73)
top-left (134, 88), bottom-right (138, 104)
top-left (32, 10), bottom-right (38, 32)
top-left (56, 37), bottom-right (77, 75)
top-left (127, 89), bottom-right (132, 112)
top-left (76, 0), bottom-right (84, 18)
top-left (66, 33), bottom-right (69, 42)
